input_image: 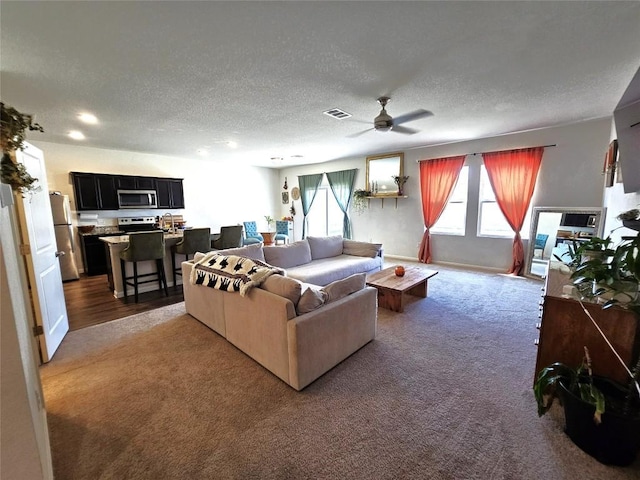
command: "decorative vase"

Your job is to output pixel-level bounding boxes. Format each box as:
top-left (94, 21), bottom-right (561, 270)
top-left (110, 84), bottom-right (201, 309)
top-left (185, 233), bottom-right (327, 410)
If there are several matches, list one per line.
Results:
top-left (395, 266), bottom-right (405, 277)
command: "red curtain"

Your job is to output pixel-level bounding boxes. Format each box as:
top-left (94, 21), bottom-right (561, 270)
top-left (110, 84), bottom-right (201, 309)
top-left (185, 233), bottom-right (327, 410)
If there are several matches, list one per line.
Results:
top-left (482, 147), bottom-right (544, 275)
top-left (418, 155), bottom-right (466, 263)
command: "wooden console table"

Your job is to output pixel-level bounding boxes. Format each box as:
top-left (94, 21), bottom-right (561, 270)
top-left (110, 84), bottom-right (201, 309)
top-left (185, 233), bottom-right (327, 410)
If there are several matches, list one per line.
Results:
top-left (534, 295), bottom-right (640, 385)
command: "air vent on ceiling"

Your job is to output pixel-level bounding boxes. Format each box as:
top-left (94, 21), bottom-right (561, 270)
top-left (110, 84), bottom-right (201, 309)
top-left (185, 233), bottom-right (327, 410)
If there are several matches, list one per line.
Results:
top-left (323, 108), bottom-right (352, 120)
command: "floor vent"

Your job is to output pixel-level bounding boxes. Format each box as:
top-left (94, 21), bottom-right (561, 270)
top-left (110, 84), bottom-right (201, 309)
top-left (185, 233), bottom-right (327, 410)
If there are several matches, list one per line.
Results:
top-left (323, 108), bottom-right (352, 120)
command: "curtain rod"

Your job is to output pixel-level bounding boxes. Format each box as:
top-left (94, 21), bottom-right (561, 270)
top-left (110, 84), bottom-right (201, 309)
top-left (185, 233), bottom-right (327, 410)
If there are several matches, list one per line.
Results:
top-left (417, 144), bottom-right (556, 162)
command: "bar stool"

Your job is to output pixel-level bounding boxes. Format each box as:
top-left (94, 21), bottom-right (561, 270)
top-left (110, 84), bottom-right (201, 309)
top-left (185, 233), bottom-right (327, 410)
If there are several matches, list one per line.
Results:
top-left (171, 227), bottom-right (211, 286)
top-left (119, 231), bottom-right (168, 303)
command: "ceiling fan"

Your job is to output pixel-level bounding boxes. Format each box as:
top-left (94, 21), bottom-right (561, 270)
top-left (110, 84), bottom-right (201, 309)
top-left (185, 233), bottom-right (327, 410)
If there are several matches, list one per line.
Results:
top-left (348, 96), bottom-right (433, 137)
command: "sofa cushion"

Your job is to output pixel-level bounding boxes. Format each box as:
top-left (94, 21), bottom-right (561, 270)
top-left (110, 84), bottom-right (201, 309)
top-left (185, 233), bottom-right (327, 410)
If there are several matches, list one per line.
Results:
top-left (260, 274), bottom-right (302, 306)
top-left (322, 273), bottom-right (366, 303)
top-left (342, 239), bottom-right (382, 258)
top-left (296, 286), bottom-right (328, 315)
top-left (286, 255), bottom-right (382, 286)
top-left (263, 240), bottom-right (312, 268)
top-left (307, 235), bottom-right (344, 260)
top-left (214, 242), bottom-right (265, 262)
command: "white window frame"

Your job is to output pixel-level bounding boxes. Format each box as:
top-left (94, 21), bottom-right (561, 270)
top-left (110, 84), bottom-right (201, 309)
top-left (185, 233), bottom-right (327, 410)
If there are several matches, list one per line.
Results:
top-left (307, 184), bottom-right (343, 237)
top-left (477, 165), bottom-right (531, 239)
top-left (431, 166), bottom-right (469, 236)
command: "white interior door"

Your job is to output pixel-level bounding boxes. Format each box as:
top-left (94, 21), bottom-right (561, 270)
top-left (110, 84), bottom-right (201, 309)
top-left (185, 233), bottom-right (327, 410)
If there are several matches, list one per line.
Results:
top-left (14, 143), bottom-right (69, 362)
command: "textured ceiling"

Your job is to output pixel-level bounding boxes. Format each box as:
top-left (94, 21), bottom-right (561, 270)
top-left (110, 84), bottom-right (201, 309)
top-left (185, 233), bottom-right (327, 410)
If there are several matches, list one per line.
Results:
top-left (2, 1), bottom-right (639, 168)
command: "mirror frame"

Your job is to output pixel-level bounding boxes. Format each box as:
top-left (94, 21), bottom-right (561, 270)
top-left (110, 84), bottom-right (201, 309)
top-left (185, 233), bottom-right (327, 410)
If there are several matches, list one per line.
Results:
top-left (365, 152), bottom-right (404, 197)
top-left (524, 206), bottom-right (606, 279)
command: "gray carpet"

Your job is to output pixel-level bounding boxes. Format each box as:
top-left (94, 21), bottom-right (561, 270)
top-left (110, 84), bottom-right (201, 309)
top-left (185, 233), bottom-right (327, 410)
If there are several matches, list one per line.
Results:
top-left (40, 265), bottom-right (640, 479)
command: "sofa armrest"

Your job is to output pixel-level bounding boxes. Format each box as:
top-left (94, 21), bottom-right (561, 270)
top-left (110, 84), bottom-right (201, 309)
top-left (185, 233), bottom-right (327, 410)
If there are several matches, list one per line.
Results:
top-left (224, 287), bottom-right (297, 385)
top-left (287, 286), bottom-right (377, 390)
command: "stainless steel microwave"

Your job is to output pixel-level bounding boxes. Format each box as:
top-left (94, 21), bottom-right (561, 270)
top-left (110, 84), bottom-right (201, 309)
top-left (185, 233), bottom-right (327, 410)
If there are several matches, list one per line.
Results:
top-left (117, 189), bottom-right (158, 209)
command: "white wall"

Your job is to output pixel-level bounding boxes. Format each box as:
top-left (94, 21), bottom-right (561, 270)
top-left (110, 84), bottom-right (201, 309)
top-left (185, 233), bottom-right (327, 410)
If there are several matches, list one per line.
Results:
top-left (279, 118), bottom-right (612, 270)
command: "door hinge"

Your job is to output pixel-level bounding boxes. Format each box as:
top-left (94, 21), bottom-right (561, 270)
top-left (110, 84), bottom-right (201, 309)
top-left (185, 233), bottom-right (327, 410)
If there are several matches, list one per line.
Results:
top-left (19, 243), bottom-right (31, 255)
top-left (33, 324), bottom-right (44, 336)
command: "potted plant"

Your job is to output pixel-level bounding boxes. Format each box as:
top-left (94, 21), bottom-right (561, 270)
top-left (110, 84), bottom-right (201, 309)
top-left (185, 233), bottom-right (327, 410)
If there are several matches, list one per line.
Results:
top-left (392, 175), bottom-right (409, 196)
top-left (535, 231), bottom-right (640, 465)
top-left (352, 189), bottom-right (371, 214)
top-left (0, 101), bottom-right (44, 194)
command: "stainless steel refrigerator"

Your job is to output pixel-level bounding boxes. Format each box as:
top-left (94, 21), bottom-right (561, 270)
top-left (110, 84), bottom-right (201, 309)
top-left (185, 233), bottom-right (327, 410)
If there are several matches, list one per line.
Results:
top-left (49, 193), bottom-right (80, 281)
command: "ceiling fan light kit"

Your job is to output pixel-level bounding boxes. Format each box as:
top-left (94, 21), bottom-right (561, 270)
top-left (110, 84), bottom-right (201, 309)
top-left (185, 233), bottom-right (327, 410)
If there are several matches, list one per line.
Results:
top-left (350, 96), bottom-right (433, 137)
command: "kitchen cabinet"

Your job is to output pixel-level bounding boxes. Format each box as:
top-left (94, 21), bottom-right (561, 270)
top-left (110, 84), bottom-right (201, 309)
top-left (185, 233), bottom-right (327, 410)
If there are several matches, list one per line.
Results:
top-left (71, 172), bottom-right (184, 210)
top-left (95, 175), bottom-right (119, 210)
top-left (72, 173), bottom-right (100, 210)
top-left (79, 233), bottom-right (122, 276)
top-left (116, 176), bottom-right (156, 190)
top-left (156, 178), bottom-right (185, 209)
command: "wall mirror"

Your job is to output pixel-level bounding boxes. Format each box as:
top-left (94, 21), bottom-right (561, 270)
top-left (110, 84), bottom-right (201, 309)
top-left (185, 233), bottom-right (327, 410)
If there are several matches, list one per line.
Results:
top-left (525, 206), bottom-right (605, 279)
top-left (366, 152), bottom-right (404, 197)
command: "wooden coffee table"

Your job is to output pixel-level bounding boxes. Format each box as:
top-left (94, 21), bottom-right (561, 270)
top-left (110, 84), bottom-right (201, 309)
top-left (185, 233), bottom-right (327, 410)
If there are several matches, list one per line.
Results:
top-left (366, 266), bottom-right (438, 312)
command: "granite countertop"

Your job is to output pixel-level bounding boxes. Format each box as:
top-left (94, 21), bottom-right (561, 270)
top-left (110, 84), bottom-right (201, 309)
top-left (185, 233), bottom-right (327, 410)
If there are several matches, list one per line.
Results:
top-left (100, 232), bottom-right (184, 244)
top-left (78, 226), bottom-right (124, 236)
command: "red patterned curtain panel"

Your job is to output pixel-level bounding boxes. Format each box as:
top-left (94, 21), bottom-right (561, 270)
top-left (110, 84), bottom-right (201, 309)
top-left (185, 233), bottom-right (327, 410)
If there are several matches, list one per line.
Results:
top-left (418, 155), bottom-right (466, 263)
top-left (482, 147), bottom-right (544, 275)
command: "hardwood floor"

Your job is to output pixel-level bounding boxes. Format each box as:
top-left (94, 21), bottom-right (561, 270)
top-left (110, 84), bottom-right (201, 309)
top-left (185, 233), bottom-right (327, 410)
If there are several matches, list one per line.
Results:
top-left (63, 274), bottom-right (184, 331)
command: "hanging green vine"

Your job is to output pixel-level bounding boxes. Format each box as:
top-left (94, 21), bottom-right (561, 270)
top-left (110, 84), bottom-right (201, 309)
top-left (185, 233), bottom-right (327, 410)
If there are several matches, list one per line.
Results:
top-left (0, 102), bottom-right (44, 194)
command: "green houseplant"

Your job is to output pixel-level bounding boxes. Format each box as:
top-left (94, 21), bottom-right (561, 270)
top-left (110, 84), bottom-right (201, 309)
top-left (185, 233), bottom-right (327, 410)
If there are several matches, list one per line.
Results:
top-left (352, 189), bottom-right (371, 214)
top-left (0, 101), bottom-right (44, 194)
top-left (535, 232), bottom-right (640, 465)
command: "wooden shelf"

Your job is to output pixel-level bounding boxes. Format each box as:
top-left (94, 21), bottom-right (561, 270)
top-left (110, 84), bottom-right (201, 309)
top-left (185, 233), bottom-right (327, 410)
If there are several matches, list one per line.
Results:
top-left (365, 195), bottom-right (408, 209)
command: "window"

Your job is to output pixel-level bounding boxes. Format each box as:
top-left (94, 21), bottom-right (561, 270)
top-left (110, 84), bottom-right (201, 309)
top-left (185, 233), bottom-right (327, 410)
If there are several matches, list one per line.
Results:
top-left (478, 166), bottom-right (530, 239)
top-left (307, 185), bottom-right (343, 237)
top-left (431, 166), bottom-right (469, 235)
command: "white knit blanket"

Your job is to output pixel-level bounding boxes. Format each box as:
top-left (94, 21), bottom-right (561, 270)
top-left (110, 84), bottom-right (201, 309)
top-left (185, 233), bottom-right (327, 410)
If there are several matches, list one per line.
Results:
top-left (190, 252), bottom-right (282, 296)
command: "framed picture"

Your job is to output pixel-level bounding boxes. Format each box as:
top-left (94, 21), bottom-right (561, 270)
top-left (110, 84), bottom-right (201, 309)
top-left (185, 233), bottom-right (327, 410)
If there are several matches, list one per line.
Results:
top-left (282, 191), bottom-right (289, 204)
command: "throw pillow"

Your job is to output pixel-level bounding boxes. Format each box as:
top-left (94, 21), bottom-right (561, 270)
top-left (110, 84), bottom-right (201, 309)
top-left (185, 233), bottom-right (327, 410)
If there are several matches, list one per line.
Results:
top-left (260, 274), bottom-right (302, 305)
top-left (263, 240), bottom-right (312, 268)
top-left (296, 286), bottom-right (328, 315)
top-left (307, 235), bottom-right (344, 259)
top-left (342, 239), bottom-right (382, 258)
top-left (321, 273), bottom-right (366, 303)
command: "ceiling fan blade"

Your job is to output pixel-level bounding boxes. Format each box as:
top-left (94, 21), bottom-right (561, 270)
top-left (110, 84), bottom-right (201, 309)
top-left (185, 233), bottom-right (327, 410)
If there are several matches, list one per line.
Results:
top-left (393, 109), bottom-right (433, 126)
top-left (391, 125), bottom-right (419, 135)
top-left (347, 128), bottom-right (374, 138)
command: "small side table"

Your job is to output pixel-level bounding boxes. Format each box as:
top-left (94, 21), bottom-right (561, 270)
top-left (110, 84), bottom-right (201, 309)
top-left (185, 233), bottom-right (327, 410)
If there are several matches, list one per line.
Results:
top-left (261, 232), bottom-right (275, 245)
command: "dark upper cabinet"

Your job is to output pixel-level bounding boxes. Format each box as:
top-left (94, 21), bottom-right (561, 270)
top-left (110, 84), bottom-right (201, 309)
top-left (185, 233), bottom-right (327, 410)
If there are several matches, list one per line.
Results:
top-left (95, 175), bottom-right (119, 210)
top-left (156, 178), bottom-right (185, 209)
top-left (72, 173), bottom-right (100, 210)
top-left (72, 172), bottom-right (183, 210)
top-left (115, 176), bottom-right (156, 190)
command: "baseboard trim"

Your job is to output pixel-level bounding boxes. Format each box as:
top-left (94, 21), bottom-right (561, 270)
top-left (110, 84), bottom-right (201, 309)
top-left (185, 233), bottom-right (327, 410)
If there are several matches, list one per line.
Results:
top-left (384, 255), bottom-right (505, 274)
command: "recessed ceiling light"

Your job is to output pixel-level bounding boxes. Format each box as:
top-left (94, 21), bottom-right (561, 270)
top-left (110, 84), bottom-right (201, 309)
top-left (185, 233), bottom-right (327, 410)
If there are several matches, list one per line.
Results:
top-left (68, 130), bottom-right (85, 140)
top-left (77, 112), bottom-right (98, 124)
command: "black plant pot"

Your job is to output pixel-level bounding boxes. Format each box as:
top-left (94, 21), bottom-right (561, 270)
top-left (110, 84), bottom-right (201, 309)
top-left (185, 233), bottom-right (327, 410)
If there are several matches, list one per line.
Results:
top-left (558, 377), bottom-right (640, 466)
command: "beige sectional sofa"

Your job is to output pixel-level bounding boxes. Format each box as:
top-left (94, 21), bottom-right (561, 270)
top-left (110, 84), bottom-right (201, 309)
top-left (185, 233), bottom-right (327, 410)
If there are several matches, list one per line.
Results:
top-left (181, 236), bottom-right (382, 390)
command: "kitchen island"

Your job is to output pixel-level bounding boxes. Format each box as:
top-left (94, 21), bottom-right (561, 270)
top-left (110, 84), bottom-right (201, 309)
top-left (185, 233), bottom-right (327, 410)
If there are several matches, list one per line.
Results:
top-left (101, 232), bottom-right (184, 298)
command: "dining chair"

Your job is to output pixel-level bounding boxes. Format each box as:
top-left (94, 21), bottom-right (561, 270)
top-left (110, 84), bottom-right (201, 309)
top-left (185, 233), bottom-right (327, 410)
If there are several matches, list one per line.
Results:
top-left (242, 221), bottom-right (264, 245)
